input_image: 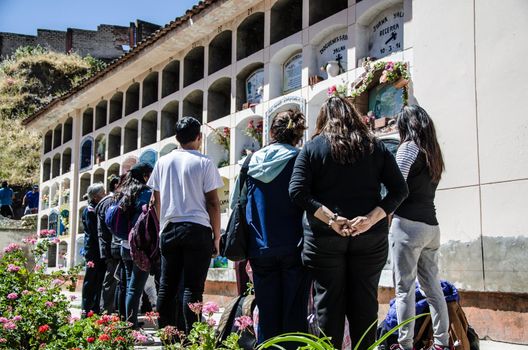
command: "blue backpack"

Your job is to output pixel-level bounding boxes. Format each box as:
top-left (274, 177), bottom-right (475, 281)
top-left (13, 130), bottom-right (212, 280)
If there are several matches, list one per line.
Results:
top-left (104, 199), bottom-right (131, 240)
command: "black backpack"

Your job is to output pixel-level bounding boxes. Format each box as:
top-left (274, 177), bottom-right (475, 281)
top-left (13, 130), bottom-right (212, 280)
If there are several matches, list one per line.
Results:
top-left (216, 294), bottom-right (256, 350)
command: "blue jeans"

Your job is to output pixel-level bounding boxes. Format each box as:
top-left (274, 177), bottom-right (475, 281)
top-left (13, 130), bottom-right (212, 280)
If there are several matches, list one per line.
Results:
top-left (121, 246), bottom-right (149, 327)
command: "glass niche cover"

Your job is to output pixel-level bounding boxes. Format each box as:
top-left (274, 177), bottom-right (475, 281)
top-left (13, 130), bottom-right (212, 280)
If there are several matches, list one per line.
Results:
top-left (368, 84), bottom-right (404, 119)
top-left (283, 52), bottom-right (302, 94)
top-left (246, 68), bottom-right (264, 105)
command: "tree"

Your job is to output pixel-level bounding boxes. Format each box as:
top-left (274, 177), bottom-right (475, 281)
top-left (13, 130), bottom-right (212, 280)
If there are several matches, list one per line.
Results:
top-left (0, 46), bottom-right (106, 186)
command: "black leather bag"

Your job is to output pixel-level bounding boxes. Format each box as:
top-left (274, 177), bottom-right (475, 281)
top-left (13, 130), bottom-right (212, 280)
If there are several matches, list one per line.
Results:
top-left (220, 154), bottom-right (253, 261)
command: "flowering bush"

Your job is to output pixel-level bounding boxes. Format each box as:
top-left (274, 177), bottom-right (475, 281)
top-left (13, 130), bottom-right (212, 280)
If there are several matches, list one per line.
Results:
top-left (245, 120), bottom-right (263, 146)
top-left (157, 301), bottom-right (253, 350)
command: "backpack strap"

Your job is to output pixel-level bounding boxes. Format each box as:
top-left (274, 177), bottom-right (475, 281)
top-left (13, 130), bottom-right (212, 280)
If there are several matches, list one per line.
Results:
top-left (238, 153), bottom-right (253, 197)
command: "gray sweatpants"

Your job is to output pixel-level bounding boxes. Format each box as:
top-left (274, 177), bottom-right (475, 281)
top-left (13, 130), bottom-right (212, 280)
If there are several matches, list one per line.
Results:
top-left (390, 216), bottom-right (449, 349)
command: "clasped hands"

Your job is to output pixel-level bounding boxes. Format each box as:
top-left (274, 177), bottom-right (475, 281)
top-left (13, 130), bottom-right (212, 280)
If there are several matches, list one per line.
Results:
top-left (329, 215), bottom-right (374, 237)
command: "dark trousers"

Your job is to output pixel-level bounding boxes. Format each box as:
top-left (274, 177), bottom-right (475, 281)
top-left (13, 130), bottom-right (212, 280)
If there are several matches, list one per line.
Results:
top-left (0, 205), bottom-right (14, 218)
top-left (81, 257), bottom-right (106, 315)
top-left (235, 260), bottom-right (250, 295)
top-left (101, 247), bottom-right (121, 314)
top-left (303, 227), bottom-right (388, 350)
top-left (250, 253), bottom-right (311, 347)
top-left (157, 222), bottom-right (213, 332)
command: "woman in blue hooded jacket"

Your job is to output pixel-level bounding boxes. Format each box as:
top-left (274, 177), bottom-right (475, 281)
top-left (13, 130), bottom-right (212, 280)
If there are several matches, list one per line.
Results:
top-left (231, 110), bottom-right (310, 346)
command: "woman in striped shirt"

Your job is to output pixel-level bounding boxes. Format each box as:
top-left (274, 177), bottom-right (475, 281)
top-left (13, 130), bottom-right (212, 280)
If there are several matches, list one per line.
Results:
top-left (390, 105), bottom-right (450, 350)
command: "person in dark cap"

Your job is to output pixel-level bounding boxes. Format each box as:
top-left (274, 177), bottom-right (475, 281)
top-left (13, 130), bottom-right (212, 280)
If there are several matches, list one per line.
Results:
top-left (114, 162), bottom-right (153, 329)
top-left (22, 185), bottom-right (40, 215)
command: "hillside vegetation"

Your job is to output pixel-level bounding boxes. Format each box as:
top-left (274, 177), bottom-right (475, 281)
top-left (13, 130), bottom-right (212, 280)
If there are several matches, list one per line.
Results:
top-left (0, 46), bottom-right (105, 185)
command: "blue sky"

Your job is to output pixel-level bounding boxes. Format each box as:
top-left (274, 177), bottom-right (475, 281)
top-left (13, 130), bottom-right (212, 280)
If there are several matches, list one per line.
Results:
top-left (0, 0), bottom-right (200, 35)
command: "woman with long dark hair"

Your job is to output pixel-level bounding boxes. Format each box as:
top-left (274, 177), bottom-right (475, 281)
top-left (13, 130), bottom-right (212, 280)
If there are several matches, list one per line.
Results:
top-left (114, 162), bottom-right (153, 329)
top-left (289, 96), bottom-right (408, 349)
top-left (231, 110), bottom-right (310, 346)
top-left (390, 105), bottom-right (449, 350)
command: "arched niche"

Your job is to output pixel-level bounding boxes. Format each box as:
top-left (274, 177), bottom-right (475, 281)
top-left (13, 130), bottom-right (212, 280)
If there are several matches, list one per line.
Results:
top-left (142, 72), bottom-right (159, 108)
top-left (95, 100), bottom-right (108, 130)
top-left (206, 126), bottom-right (230, 168)
top-left (270, 0), bottom-right (302, 44)
top-left (44, 130), bottom-right (53, 154)
top-left (361, 4), bottom-right (405, 61)
top-left (50, 183), bottom-right (59, 208)
top-left (93, 168), bottom-right (105, 186)
top-left (41, 187), bottom-right (50, 210)
top-left (139, 149), bottom-right (158, 168)
top-left (235, 116), bottom-right (263, 163)
top-left (43, 158), bottom-right (51, 182)
top-left (124, 120), bottom-right (138, 153)
top-left (209, 31), bottom-right (232, 74)
top-left (141, 111), bottom-right (158, 147)
top-left (82, 108), bottom-right (94, 136)
top-left (121, 156), bottom-right (138, 174)
top-left (53, 124), bottom-right (62, 149)
top-left (315, 27), bottom-right (348, 80)
top-left (162, 60), bottom-right (180, 98)
top-left (236, 63), bottom-right (264, 111)
top-left (52, 153), bottom-right (61, 178)
top-left (62, 147), bottom-right (71, 174)
top-left (79, 173), bottom-right (91, 201)
top-left (75, 228), bottom-right (85, 266)
top-left (109, 92), bottom-right (123, 123)
top-left (207, 77), bottom-right (231, 122)
top-left (125, 83), bottom-right (140, 116)
top-left (77, 206), bottom-right (86, 238)
top-left (94, 134), bottom-right (106, 165)
top-left (184, 47), bottom-right (205, 87)
top-left (108, 127), bottom-right (121, 159)
top-left (107, 163), bottom-right (120, 180)
top-left (309, 0), bottom-right (347, 25)
top-left (161, 101), bottom-right (179, 140)
top-left (80, 137), bottom-right (93, 171)
top-left (61, 178), bottom-right (70, 204)
top-left (182, 90), bottom-right (203, 120)
top-left (237, 12), bottom-right (264, 61)
top-left (48, 210), bottom-right (60, 235)
top-left (63, 117), bottom-right (73, 143)
top-left (269, 45), bottom-right (302, 99)
top-left (40, 214), bottom-right (49, 232)
top-left (160, 143), bottom-right (178, 157)
top-left (264, 96), bottom-right (306, 145)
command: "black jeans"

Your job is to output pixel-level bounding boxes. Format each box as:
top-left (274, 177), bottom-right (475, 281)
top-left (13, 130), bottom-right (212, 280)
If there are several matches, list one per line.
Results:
top-left (250, 253), bottom-right (311, 348)
top-left (101, 247), bottom-right (121, 314)
top-left (81, 256), bottom-right (106, 315)
top-left (302, 224), bottom-right (388, 350)
top-left (157, 222), bottom-right (213, 332)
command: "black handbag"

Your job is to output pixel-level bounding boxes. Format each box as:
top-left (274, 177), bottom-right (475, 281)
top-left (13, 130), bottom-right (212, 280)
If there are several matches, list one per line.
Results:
top-left (220, 153), bottom-right (253, 261)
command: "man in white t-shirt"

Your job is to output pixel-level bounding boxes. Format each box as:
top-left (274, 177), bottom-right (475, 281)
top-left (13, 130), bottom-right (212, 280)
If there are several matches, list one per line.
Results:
top-left (147, 116), bottom-right (223, 331)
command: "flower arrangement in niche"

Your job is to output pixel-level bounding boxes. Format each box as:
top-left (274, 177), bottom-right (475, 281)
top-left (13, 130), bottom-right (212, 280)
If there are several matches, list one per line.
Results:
top-left (245, 119), bottom-right (263, 146)
top-left (42, 194), bottom-right (49, 208)
top-left (327, 84), bottom-right (348, 98)
top-left (212, 127), bottom-right (231, 152)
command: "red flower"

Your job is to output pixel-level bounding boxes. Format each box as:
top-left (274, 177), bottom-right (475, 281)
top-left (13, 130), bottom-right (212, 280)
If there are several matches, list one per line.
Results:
top-left (38, 324), bottom-right (50, 333)
top-left (114, 336), bottom-right (126, 342)
top-left (86, 310), bottom-right (94, 318)
top-left (98, 334), bottom-right (110, 342)
top-left (86, 337), bottom-right (95, 343)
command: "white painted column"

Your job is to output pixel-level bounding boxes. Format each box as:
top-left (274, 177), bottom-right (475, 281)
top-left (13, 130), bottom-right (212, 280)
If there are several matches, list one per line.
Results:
top-left (68, 109), bottom-right (82, 268)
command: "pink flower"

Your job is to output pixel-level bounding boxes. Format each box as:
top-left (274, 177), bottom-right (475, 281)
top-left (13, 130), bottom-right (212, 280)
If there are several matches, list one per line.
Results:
top-left (202, 301), bottom-right (219, 316)
top-left (34, 265), bottom-right (44, 271)
top-left (0, 317), bottom-right (8, 323)
top-left (385, 61), bottom-right (394, 71)
top-left (234, 315), bottom-right (253, 331)
top-left (51, 279), bottom-right (62, 286)
top-left (4, 243), bottom-right (21, 253)
top-left (22, 290), bottom-right (29, 295)
top-left (7, 264), bottom-right (20, 272)
top-left (70, 295), bottom-right (77, 301)
top-left (0, 338), bottom-right (6, 343)
top-left (7, 293), bottom-right (18, 300)
top-left (22, 237), bottom-right (37, 245)
top-left (68, 316), bottom-right (79, 324)
top-left (39, 230), bottom-right (49, 238)
top-left (132, 330), bottom-right (148, 343)
top-left (45, 301), bottom-right (54, 308)
top-left (51, 237), bottom-right (60, 244)
top-left (3, 322), bottom-right (16, 330)
top-left (188, 302), bottom-right (203, 315)
top-left (48, 229), bottom-right (56, 235)
top-left (12, 316), bottom-right (22, 322)
top-left (86, 261), bottom-right (95, 268)
top-left (37, 287), bottom-right (46, 292)
top-left (207, 318), bottom-right (217, 327)
top-left (327, 85), bottom-right (337, 96)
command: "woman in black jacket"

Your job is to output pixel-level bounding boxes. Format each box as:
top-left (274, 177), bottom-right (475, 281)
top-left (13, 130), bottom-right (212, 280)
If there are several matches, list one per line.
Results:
top-left (289, 96), bottom-right (408, 349)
